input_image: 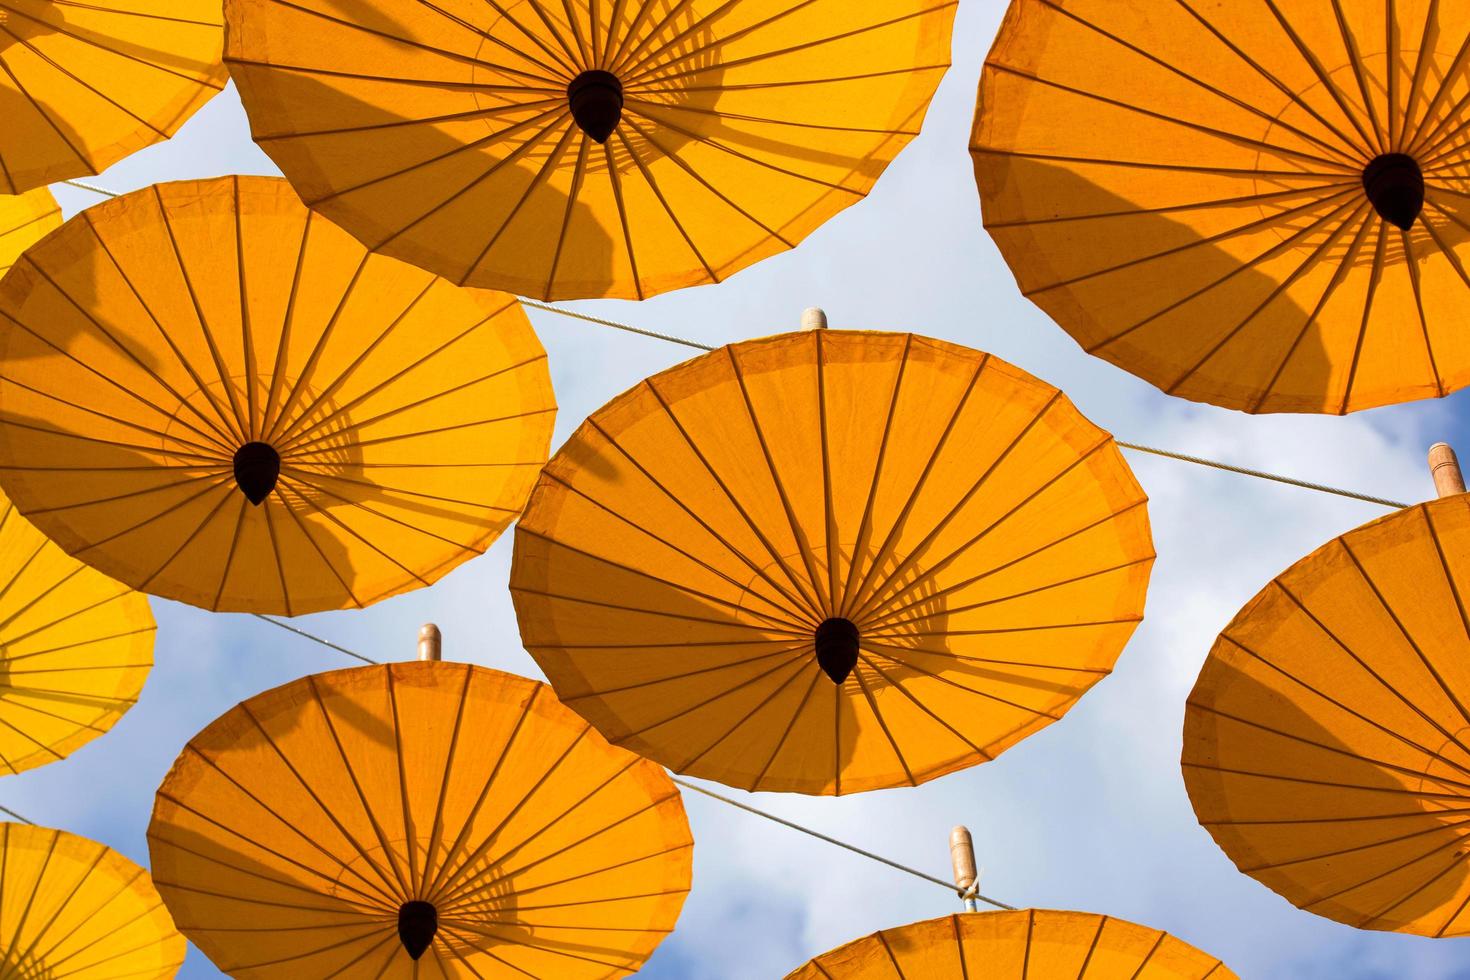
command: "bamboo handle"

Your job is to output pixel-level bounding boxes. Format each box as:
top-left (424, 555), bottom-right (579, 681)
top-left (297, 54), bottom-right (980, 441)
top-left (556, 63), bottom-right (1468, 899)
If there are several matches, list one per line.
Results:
top-left (1430, 443), bottom-right (1465, 499)
top-left (417, 623), bottom-right (442, 662)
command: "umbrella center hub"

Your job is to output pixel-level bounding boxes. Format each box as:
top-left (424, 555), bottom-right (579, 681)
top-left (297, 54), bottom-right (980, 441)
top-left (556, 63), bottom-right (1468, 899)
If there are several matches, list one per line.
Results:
top-left (1362, 153), bottom-right (1424, 231)
top-left (232, 441), bottom-right (281, 506)
top-left (398, 900), bottom-right (438, 960)
top-left (568, 69), bottom-right (624, 144)
top-left (814, 617), bottom-right (860, 685)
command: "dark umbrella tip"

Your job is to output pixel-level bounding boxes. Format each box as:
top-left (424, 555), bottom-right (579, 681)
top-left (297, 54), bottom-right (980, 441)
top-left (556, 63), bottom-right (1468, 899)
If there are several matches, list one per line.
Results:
top-left (814, 617), bottom-right (860, 685)
top-left (398, 901), bottom-right (438, 960)
top-left (232, 442), bottom-right (281, 506)
top-left (1362, 153), bottom-right (1424, 231)
top-left (568, 69), bottom-right (624, 143)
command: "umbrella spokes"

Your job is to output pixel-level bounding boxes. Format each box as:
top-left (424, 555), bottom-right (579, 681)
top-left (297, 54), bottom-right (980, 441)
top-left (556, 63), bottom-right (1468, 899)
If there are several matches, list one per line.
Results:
top-left (232, 441), bottom-right (282, 506)
top-left (397, 900), bottom-right (438, 960)
top-left (814, 617), bottom-right (859, 685)
top-left (568, 70), bottom-right (624, 143)
top-left (1362, 153), bottom-right (1425, 231)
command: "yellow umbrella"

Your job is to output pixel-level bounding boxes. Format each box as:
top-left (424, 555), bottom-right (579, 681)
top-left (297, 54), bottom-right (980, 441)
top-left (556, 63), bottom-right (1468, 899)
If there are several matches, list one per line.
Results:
top-left (0, 175), bottom-right (556, 615)
top-left (785, 909), bottom-right (1236, 979)
top-left (974, 0), bottom-right (1470, 414)
top-left (0, 187), bottom-right (60, 277)
top-left (0, 821), bottom-right (184, 978)
top-left (0, 486), bottom-right (153, 776)
top-left (1184, 444), bottom-right (1470, 936)
top-left (223, 0), bottom-right (957, 300)
top-left (149, 629), bottom-right (693, 977)
top-left (0, 1), bottom-right (225, 193)
top-left (512, 324), bottom-right (1153, 795)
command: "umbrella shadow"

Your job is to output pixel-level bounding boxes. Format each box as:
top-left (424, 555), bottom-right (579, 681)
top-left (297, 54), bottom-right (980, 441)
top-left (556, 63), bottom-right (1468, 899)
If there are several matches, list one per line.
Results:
top-left (1183, 651), bottom-right (1470, 933)
top-left (981, 156), bottom-right (1373, 414)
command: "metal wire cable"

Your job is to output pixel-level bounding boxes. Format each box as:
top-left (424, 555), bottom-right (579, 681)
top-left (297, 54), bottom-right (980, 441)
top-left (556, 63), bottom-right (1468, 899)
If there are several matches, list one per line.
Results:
top-left (251, 614), bottom-right (381, 665)
top-left (60, 179), bottom-right (120, 198)
top-left (261, 619), bottom-right (1001, 906)
top-left (526, 302), bottom-right (1411, 511)
top-left (670, 777), bottom-right (1014, 908)
top-left (0, 803), bottom-right (35, 825)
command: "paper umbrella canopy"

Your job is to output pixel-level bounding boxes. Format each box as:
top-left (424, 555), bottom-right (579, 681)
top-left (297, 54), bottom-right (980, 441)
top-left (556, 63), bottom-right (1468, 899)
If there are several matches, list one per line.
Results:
top-left (0, 821), bottom-right (184, 978)
top-left (512, 328), bottom-right (1153, 795)
top-left (974, 0), bottom-right (1470, 414)
top-left (0, 0), bottom-right (226, 193)
top-left (784, 909), bottom-right (1237, 979)
top-left (149, 659), bottom-right (693, 977)
top-left (1185, 490), bottom-right (1470, 936)
top-left (0, 175), bottom-right (555, 615)
top-left (0, 188), bottom-right (60, 277)
top-left (0, 486), bottom-right (154, 777)
top-left (223, 0), bottom-right (957, 300)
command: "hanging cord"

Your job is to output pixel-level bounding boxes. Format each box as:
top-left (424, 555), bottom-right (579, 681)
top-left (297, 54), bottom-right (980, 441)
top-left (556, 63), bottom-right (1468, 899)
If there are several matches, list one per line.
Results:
top-left (670, 777), bottom-right (1014, 910)
top-left (60, 179), bottom-right (120, 198)
top-left (0, 803), bottom-right (35, 825)
top-left (251, 614), bottom-right (381, 665)
top-left (262, 618), bottom-right (1007, 908)
top-left (524, 302), bottom-right (1410, 511)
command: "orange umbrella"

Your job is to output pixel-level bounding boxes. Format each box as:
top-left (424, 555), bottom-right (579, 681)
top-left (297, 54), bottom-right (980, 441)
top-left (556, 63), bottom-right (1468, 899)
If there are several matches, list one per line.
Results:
top-left (785, 909), bottom-right (1236, 979)
top-left (0, 175), bottom-right (555, 614)
top-left (223, 0), bottom-right (957, 300)
top-left (1184, 444), bottom-right (1470, 935)
top-left (0, 187), bottom-right (60, 277)
top-left (513, 323), bottom-right (1153, 794)
top-left (0, 822), bottom-right (184, 978)
top-left (974, 0), bottom-right (1470, 414)
top-left (149, 628), bottom-right (693, 976)
top-left (0, 1), bottom-right (226, 192)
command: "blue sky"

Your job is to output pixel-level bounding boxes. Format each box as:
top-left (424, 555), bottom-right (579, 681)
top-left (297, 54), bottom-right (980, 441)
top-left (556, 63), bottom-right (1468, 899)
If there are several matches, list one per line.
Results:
top-left (9, 1), bottom-right (1470, 977)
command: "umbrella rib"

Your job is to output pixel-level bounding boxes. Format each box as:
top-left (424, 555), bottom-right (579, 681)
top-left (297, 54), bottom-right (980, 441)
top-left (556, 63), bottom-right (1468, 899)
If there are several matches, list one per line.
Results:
top-left (1240, 813), bottom-right (1470, 875)
top-left (609, 122), bottom-right (721, 280)
top-left (984, 179), bottom-right (1358, 229)
top-left (419, 664), bottom-right (474, 898)
top-left (1327, 0), bottom-right (1387, 156)
top-left (450, 857), bottom-right (689, 911)
top-left (4, 658), bottom-right (151, 675)
top-left (252, 96), bottom-right (566, 143)
top-left (543, 133), bottom-right (591, 297)
top-left (1204, 805), bottom-right (1470, 827)
top-left (0, 403), bottom-right (223, 464)
top-left (852, 659), bottom-right (918, 787)
top-left (1183, 760), bottom-right (1469, 800)
top-left (547, 645), bottom-right (815, 701)
top-left (1402, 0), bottom-right (1466, 154)
top-left (636, 380), bottom-right (825, 620)
top-left (513, 584), bottom-right (809, 637)
top-left (455, 114), bottom-right (582, 289)
top-left (1248, 202), bottom-right (1373, 412)
top-left (605, 0), bottom-right (705, 78)
top-left (25, 885), bottom-right (165, 978)
top-left (485, 0), bottom-right (583, 78)
top-left (1435, 873), bottom-right (1470, 938)
top-left (748, 666), bottom-right (824, 792)
top-left (858, 637), bottom-right (1117, 674)
top-left (2, 620), bottom-right (153, 663)
top-left (150, 185), bottom-right (249, 443)
top-left (419, 689), bottom-right (542, 901)
top-left (1271, 572), bottom-right (1470, 764)
top-left (306, 675), bottom-right (416, 899)
top-left (20, 467), bottom-right (228, 524)
top-left (861, 645), bottom-right (1066, 722)
top-left (259, 250), bottom-right (374, 447)
top-left (971, 146), bottom-right (1350, 181)
top-left (210, 496), bottom-right (249, 610)
top-left (236, 701), bottom-right (406, 904)
top-left (1309, 832), bottom-right (1469, 923)
top-left (384, 669), bottom-right (420, 895)
top-left (849, 406), bottom-right (1106, 626)
top-left (0, 827), bottom-right (58, 969)
top-left (232, 178), bottom-right (259, 439)
top-left (1409, 110), bottom-right (1470, 172)
top-left (517, 525), bottom-right (811, 631)
top-left (601, 137), bottom-right (646, 299)
top-left (282, 469), bottom-right (500, 557)
top-left (526, 472), bottom-right (812, 631)
top-left (838, 334), bottom-right (914, 619)
top-left (1341, 221), bottom-right (1388, 414)
top-left (1388, 0), bottom-right (1404, 150)
top-left (438, 920), bottom-right (630, 975)
top-left (1214, 633), bottom-right (1470, 782)
top-left (133, 480), bottom-right (238, 595)
top-left (408, 0), bottom-right (569, 83)
top-left (726, 345), bottom-right (830, 614)
top-left (864, 557), bottom-right (1153, 637)
top-left (271, 483), bottom-right (366, 609)
top-left (1187, 700), bottom-right (1470, 791)
top-left (857, 498), bottom-right (1149, 632)
top-left (1161, 195), bottom-right (1371, 397)
top-left (843, 357), bottom-right (992, 620)
top-left (1399, 227), bottom-right (1446, 397)
top-left (224, 918), bottom-right (400, 973)
top-left (426, 724), bottom-right (599, 908)
top-left (259, 211), bottom-right (314, 437)
top-left (158, 761), bottom-right (399, 910)
top-left (856, 654), bottom-right (996, 758)
top-left (0, 25), bottom-right (135, 169)
top-left (575, 418), bottom-right (819, 621)
top-left (1260, 0), bottom-right (1379, 153)
top-left (1339, 534), bottom-right (1470, 737)
top-left (0, 709), bottom-right (67, 764)
top-left (148, 839), bottom-right (392, 920)
top-left (268, 278), bottom-right (442, 451)
top-left (260, 501), bottom-right (293, 617)
top-left (0, 208), bottom-right (60, 246)
top-left (1031, 0), bottom-right (1362, 166)
top-left (815, 332), bottom-right (840, 614)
